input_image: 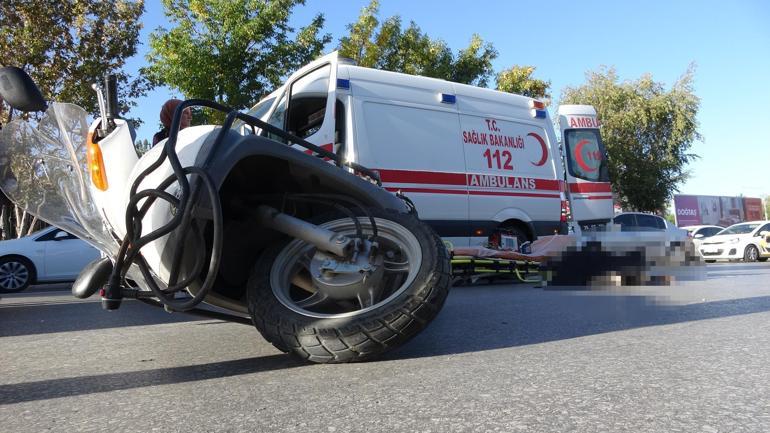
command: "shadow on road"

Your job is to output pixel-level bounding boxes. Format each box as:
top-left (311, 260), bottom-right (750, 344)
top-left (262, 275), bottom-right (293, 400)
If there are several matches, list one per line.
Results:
top-left (0, 355), bottom-right (303, 405)
top-left (0, 298), bottom-right (204, 337)
top-left (388, 286), bottom-right (770, 360)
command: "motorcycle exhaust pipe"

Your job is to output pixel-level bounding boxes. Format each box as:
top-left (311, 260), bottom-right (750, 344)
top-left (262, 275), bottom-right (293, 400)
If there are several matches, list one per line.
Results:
top-left (255, 205), bottom-right (353, 258)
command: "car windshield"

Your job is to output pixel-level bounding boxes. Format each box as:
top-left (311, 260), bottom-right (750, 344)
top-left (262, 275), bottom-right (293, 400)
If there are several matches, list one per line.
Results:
top-left (717, 224), bottom-right (760, 235)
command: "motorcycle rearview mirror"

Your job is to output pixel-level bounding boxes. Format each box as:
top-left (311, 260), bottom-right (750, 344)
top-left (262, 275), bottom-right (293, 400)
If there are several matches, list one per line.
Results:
top-left (91, 73), bottom-right (121, 138)
top-left (0, 66), bottom-right (48, 112)
top-left (104, 73), bottom-right (119, 125)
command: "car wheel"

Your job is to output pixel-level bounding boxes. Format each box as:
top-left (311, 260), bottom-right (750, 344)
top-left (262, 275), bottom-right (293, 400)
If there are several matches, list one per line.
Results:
top-left (0, 256), bottom-right (36, 293)
top-left (743, 245), bottom-right (759, 262)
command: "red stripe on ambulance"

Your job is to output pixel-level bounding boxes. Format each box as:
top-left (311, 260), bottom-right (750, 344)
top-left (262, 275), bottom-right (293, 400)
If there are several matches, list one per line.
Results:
top-left (303, 143), bottom-right (334, 156)
top-left (568, 182), bottom-right (612, 193)
top-left (377, 169), bottom-right (561, 192)
top-left (385, 187), bottom-right (560, 199)
top-left (378, 169), bottom-right (465, 185)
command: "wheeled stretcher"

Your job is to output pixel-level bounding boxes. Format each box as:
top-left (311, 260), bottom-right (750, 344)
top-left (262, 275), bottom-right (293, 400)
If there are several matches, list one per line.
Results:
top-left (449, 235), bottom-right (576, 285)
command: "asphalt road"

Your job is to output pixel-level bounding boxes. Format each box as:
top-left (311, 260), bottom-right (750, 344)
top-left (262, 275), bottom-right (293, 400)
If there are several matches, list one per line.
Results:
top-left (1, 262), bottom-right (769, 432)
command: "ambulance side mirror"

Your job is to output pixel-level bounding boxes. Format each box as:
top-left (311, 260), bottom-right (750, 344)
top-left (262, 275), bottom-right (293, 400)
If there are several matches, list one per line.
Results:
top-left (0, 67), bottom-right (48, 112)
top-left (693, 233), bottom-right (704, 239)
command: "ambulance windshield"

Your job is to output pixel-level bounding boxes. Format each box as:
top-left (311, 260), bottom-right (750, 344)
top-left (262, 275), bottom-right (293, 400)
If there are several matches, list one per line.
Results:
top-left (563, 129), bottom-right (609, 182)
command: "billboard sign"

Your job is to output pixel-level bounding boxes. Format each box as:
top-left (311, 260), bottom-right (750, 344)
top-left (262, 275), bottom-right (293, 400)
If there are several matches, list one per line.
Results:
top-left (744, 197), bottom-right (765, 221)
top-left (673, 195), bottom-right (700, 226)
top-left (674, 195), bottom-right (765, 227)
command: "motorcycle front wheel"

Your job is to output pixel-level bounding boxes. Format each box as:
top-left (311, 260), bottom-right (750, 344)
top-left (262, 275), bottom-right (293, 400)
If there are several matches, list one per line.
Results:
top-left (247, 208), bottom-right (450, 363)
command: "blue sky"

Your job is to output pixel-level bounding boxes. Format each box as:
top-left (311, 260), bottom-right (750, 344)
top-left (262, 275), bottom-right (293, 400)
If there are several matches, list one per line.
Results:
top-left (124, 0), bottom-right (770, 198)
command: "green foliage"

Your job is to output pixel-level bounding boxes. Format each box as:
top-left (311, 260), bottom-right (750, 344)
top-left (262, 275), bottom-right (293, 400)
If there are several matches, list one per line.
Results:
top-left (135, 138), bottom-right (152, 155)
top-left (496, 65), bottom-right (551, 99)
top-left (0, 0), bottom-right (148, 122)
top-left (339, 0), bottom-right (497, 86)
top-left (0, 0), bottom-right (146, 239)
top-left (145, 0), bottom-right (331, 121)
top-left (560, 66), bottom-right (701, 212)
top-left (664, 209), bottom-right (676, 224)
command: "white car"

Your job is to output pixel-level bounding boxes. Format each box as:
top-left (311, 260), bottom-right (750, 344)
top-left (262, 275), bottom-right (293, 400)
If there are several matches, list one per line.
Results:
top-left (699, 221), bottom-right (770, 263)
top-left (612, 212), bottom-right (688, 239)
top-left (681, 225), bottom-right (724, 251)
top-left (0, 226), bottom-right (100, 293)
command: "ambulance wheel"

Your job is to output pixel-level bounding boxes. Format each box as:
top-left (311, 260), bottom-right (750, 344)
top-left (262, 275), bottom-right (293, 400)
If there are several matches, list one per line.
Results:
top-left (505, 226), bottom-right (529, 243)
top-left (493, 225), bottom-right (529, 249)
top-left (246, 208), bottom-right (451, 364)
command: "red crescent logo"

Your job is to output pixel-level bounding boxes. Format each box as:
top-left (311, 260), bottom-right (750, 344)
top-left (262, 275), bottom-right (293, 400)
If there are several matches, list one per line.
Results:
top-left (528, 132), bottom-right (548, 166)
top-left (575, 139), bottom-right (598, 172)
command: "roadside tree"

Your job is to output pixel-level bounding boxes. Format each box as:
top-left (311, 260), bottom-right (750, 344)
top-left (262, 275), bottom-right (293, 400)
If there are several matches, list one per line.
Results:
top-left (145, 0), bottom-right (331, 122)
top-left (496, 65), bottom-right (551, 100)
top-left (0, 0), bottom-right (146, 239)
top-left (560, 66), bottom-right (701, 212)
top-left (339, 0), bottom-right (497, 86)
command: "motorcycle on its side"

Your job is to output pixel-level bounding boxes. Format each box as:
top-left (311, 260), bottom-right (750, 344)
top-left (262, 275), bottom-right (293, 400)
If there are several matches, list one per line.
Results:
top-left (0, 67), bottom-right (450, 363)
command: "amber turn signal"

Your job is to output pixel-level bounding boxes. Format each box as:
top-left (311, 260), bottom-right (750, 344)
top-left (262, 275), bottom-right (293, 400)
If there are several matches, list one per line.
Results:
top-left (86, 132), bottom-right (108, 191)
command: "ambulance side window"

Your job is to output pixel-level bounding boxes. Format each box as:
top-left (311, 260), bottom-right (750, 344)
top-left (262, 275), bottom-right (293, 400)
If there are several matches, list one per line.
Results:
top-left (239, 96), bottom-right (275, 135)
top-left (335, 99), bottom-right (345, 149)
top-left (286, 65), bottom-right (331, 140)
top-left (264, 92), bottom-right (288, 143)
top-left (247, 96), bottom-right (275, 121)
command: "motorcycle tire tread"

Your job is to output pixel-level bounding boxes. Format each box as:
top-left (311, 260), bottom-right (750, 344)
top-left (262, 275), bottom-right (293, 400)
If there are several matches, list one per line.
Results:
top-left (246, 208), bottom-right (451, 364)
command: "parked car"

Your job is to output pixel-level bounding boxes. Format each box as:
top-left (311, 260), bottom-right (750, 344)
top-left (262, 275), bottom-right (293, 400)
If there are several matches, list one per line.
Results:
top-left (681, 225), bottom-right (724, 251)
top-left (699, 221), bottom-right (770, 262)
top-left (0, 226), bottom-right (100, 293)
top-left (612, 212), bottom-right (688, 238)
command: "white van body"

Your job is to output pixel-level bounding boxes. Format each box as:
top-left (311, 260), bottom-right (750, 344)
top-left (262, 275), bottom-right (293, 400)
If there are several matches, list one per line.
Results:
top-left (248, 52), bottom-right (614, 247)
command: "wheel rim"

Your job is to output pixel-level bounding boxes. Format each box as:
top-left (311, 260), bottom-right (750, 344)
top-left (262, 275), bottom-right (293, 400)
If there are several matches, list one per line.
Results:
top-left (269, 217), bottom-right (423, 319)
top-left (0, 261), bottom-right (30, 290)
top-left (748, 246), bottom-right (758, 261)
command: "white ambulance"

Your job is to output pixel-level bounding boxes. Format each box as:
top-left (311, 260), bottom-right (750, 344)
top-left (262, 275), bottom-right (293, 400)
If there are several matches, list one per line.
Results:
top-left (244, 52), bottom-right (613, 247)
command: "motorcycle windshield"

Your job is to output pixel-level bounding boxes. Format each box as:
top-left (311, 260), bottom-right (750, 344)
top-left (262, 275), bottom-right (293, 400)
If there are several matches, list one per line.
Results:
top-left (0, 102), bottom-right (118, 254)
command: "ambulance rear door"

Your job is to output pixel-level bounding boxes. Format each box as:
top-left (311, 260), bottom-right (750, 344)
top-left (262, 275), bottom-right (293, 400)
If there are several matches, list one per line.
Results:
top-left (557, 105), bottom-right (614, 227)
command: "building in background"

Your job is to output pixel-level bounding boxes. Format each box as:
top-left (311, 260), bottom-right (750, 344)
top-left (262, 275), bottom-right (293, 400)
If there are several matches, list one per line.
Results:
top-left (673, 195), bottom-right (766, 227)
top-left (744, 197), bottom-right (765, 221)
